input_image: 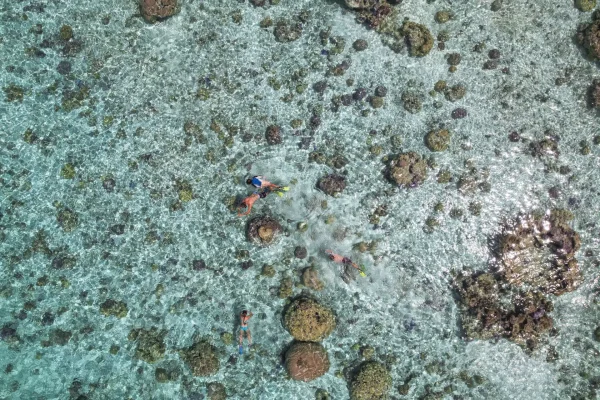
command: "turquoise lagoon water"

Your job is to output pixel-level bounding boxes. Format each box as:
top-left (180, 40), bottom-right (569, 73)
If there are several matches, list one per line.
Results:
top-left (1, 0), bottom-right (600, 399)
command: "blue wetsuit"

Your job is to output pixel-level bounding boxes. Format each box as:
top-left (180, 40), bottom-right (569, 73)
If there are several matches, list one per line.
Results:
top-left (250, 176), bottom-right (263, 188)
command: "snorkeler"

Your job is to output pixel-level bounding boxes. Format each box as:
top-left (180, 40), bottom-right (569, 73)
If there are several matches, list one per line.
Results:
top-left (237, 191), bottom-right (266, 216)
top-left (246, 176), bottom-right (290, 196)
top-left (325, 249), bottom-right (366, 277)
top-left (238, 310), bottom-right (253, 355)
top-left (247, 176), bottom-right (281, 190)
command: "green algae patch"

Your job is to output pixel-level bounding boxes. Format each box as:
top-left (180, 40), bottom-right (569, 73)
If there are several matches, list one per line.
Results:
top-left (23, 128), bottom-right (38, 144)
top-left (4, 84), bottom-right (25, 103)
top-left (55, 205), bottom-right (80, 232)
top-left (99, 299), bottom-right (128, 318)
top-left (60, 163), bottom-right (76, 179)
top-left (206, 382), bottom-right (227, 399)
top-left (278, 276), bottom-right (293, 298)
top-left (61, 85), bottom-right (90, 112)
top-left (129, 328), bottom-right (167, 363)
top-left (575, 0), bottom-right (596, 12)
top-left (261, 264), bottom-right (276, 277)
top-left (59, 25), bottom-right (73, 40)
top-left (220, 332), bottom-right (233, 345)
top-left (175, 179), bottom-right (193, 202)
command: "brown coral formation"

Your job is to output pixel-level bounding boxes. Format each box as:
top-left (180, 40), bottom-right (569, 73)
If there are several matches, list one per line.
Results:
top-left (453, 271), bottom-right (555, 349)
top-left (302, 267), bottom-right (324, 291)
top-left (283, 297), bottom-right (336, 342)
top-left (349, 361), bottom-right (392, 400)
top-left (246, 216), bottom-right (282, 246)
top-left (577, 14), bottom-right (600, 60)
top-left (497, 210), bottom-right (581, 295)
top-left (140, 0), bottom-right (179, 23)
top-left (385, 151), bottom-right (428, 188)
top-left (265, 125), bottom-right (282, 145)
top-left (285, 342), bottom-right (330, 382)
top-left (357, 2), bottom-right (394, 29)
top-left (318, 174), bottom-right (346, 197)
top-left (128, 328), bottom-right (167, 363)
top-left (588, 79), bottom-right (600, 108)
top-left (180, 340), bottom-right (219, 376)
top-left (529, 136), bottom-right (560, 158)
top-left (453, 209), bottom-right (582, 349)
top-left (400, 21), bottom-right (434, 57)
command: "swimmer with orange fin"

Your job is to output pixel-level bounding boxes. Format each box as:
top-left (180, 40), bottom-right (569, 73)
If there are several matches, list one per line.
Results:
top-left (325, 250), bottom-right (366, 277)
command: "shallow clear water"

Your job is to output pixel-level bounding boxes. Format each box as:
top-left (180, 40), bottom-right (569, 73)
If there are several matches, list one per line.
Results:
top-left (1, 0), bottom-right (600, 399)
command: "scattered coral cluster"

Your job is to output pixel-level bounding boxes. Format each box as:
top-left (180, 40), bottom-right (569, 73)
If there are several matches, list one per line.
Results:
top-left (453, 210), bottom-right (581, 349)
top-left (498, 210), bottom-right (581, 295)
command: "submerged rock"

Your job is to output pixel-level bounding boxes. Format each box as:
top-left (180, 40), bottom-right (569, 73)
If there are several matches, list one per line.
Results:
top-left (140, 0), bottom-right (179, 23)
top-left (530, 136), bottom-right (560, 158)
top-left (452, 271), bottom-right (506, 340)
top-left (285, 341), bottom-right (330, 382)
top-left (451, 209), bottom-right (581, 350)
top-left (294, 246), bottom-right (307, 259)
top-left (261, 264), bottom-right (276, 277)
top-left (576, 0), bottom-right (597, 12)
top-left (317, 174), bottom-right (346, 197)
top-left (206, 382), bottom-right (227, 400)
top-left (1, 324), bottom-right (19, 343)
top-left (588, 79), bottom-right (600, 108)
top-left (57, 61), bottom-right (71, 75)
top-left (356, 1), bottom-right (394, 29)
top-left (274, 20), bottom-right (303, 42)
top-left (283, 297), bottom-right (335, 342)
top-left (265, 125), bottom-right (282, 145)
top-left (344, 0), bottom-right (376, 9)
top-left (278, 276), bottom-right (294, 298)
top-left (302, 267), bottom-right (324, 291)
top-left (577, 14), bottom-right (600, 60)
top-left (155, 362), bottom-right (181, 383)
top-left (49, 329), bottom-right (72, 346)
